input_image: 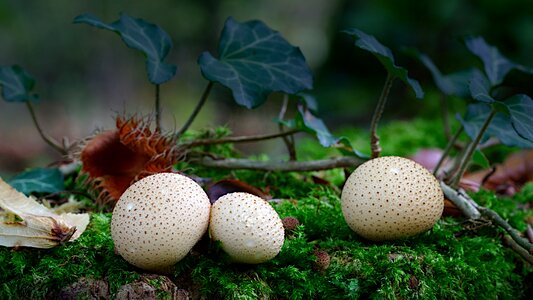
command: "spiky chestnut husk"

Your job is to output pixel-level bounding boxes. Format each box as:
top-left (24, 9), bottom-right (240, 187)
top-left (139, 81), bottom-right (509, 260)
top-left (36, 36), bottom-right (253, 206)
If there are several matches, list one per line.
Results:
top-left (78, 115), bottom-right (179, 206)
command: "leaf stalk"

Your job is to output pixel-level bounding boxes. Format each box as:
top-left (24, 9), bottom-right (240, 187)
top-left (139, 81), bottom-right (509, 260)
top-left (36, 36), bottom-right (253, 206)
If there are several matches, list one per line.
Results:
top-left (449, 108), bottom-right (496, 188)
top-left (176, 81), bottom-right (214, 138)
top-left (370, 73), bottom-right (395, 158)
top-left (25, 101), bottom-right (66, 155)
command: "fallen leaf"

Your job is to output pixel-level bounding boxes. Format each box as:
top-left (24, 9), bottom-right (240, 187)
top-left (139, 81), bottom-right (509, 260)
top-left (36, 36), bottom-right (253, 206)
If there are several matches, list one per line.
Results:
top-left (206, 179), bottom-right (270, 204)
top-left (463, 150), bottom-right (533, 195)
top-left (0, 177), bottom-right (89, 248)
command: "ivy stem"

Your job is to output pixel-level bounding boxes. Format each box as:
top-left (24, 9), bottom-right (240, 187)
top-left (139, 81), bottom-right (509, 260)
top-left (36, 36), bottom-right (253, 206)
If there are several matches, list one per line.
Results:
top-left (176, 81), bottom-right (214, 138)
top-left (449, 108), bottom-right (496, 189)
top-left (155, 84), bottom-right (161, 132)
top-left (433, 125), bottom-right (463, 177)
top-left (370, 73), bottom-right (395, 159)
top-left (439, 94), bottom-right (452, 140)
top-left (279, 94), bottom-right (297, 160)
top-left (25, 101), bottom-right (66, 155)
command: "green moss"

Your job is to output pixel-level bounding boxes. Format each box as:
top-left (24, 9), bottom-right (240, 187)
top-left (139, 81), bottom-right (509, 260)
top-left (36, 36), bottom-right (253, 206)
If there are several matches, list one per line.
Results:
top-left (0, 214), bottom-right (139, 298)
top-left (1, 121), bottom-right (531, 299)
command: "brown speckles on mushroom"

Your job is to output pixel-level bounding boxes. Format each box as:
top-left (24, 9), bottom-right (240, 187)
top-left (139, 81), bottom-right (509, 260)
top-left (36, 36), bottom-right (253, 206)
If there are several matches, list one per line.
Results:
top-left (209, 192), bottom-right (284, 264)
top-left (111, 173), bottom-right (211, 272)
top-left (341, 156), bottom-right (444, 241)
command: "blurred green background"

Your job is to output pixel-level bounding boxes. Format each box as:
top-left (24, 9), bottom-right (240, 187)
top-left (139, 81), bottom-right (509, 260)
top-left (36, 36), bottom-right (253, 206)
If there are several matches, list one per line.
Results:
top-left (1, 0), bottom-right (532, 176)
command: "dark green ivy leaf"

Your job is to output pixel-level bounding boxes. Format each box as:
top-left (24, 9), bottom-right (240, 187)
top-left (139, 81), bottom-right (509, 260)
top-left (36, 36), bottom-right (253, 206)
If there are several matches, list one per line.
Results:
top-left (8, 168), bottom-right (64, 195)
top-left (74, 13), bottom-right (177, 84)
top-left (465, 36), bottom-right (520, 86)
top-left (198, 17), bottom-right (313, 109)
top-left (469, 69), bottom-right (495, 103)
top-left (343, 29), bottom-right (424, 99)
top-left (0, 65), bottom-right (38, 102)
top-left (279, 104), bottom-right (368, 159)
top-left (415, 52), bottom-right (472, 98)
top-left (458, 103), bottom-right (533, 148)
top-left (505, 94), bottom-right (533, 141)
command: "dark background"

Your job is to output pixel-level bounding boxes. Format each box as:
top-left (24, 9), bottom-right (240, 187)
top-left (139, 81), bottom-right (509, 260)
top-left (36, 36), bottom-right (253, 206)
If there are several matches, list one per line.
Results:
top-left (1, 0), bottom-right (532, 176)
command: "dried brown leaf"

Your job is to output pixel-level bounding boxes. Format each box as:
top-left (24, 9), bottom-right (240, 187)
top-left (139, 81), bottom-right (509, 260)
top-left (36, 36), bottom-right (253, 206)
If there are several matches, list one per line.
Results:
top-left (0, 178), bottom-right (89, 248)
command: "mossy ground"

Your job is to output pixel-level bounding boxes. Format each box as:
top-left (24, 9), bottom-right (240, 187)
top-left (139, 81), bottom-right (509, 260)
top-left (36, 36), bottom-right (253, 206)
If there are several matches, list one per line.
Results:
top-left (1, 119), bottom-right (531, 299)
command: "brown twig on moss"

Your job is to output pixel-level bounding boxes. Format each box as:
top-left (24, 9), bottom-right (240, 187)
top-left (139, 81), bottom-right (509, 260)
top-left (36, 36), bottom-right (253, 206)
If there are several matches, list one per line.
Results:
top-left (181, 129), bottom-right (302, 147)
top-left (441, 181), bottom-right (533, 258)
top-left (503, 235), bottom-right (533, 264)
top-left (193, 156), bottom-right (363, 172)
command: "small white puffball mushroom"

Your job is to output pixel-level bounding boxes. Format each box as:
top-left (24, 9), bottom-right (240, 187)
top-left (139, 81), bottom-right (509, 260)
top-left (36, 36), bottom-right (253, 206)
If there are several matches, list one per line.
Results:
top-left (341, 156), bottom-right (444, 241)
top-left (209, 192), bottom-right (284, 264)
top-left (111, 173), bottom-right (211, 272)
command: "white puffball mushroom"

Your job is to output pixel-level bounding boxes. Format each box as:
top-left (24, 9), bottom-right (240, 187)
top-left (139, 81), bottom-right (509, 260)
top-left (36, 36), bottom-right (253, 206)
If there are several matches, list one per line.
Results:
top-left (111, 173), bottom-right (211, 273)
top-left (209, 192), bottom-right (284, 264)
top-left (341, 156), bottom-right (444, 241)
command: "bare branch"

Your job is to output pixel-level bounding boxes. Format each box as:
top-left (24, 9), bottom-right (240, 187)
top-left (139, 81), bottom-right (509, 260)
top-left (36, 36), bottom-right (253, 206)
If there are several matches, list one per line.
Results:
top-left (193, 156), bottom-right (363, 172)
top-left (503, 235), bottom-right (533, 264)
top-left (441, 181), bottom-right (533, 257)
top-left (440, 181), bottom-right (481, 219)
top-left (181, 129), bottom-right (302, 147)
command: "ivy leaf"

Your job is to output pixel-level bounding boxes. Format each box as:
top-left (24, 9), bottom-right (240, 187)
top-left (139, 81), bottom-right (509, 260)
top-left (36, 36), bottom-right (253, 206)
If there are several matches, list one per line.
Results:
top-left (198, 17), bottom-right (313, 109)
top-left (74, 13), bottom-right (177, 84)
top-left (458, 103), bottom-right (533, 148)
top-left (0, 65), bottom-right (38, 102)
top-left (465, 36), bottom-right (517, 86)
top-left (279, 105), bottom-right (368, 158)
top-left (472, 150), bottom-right (490, 169)
top-left (343, 29), bottom-right (423, 99)
top-left (7, 168), bottom-right (64, 195)
top-left (469, 69), bottom-right (495, 103)
top-left (415, 52), bottom-right (472, 97)
top-left (505, 94), bottom-right (533, 141)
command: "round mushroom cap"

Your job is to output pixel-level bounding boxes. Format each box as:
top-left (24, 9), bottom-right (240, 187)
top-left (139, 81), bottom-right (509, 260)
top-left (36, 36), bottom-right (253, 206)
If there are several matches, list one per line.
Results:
top-left (209, 192), bottom-right (284, 264)
top-left (111, 173), bottom-right (211, 272)
top-left (341, 156), bottom-right (444, 241)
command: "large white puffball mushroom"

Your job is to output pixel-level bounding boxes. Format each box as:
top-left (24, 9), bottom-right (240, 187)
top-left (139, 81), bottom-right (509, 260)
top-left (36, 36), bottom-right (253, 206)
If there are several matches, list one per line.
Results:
top-left (111, 173), bottom-right (211, 272)
top-left (209, 192), bottom-right (284, 264)
top-left (341, 156), bottom-right (444, 241)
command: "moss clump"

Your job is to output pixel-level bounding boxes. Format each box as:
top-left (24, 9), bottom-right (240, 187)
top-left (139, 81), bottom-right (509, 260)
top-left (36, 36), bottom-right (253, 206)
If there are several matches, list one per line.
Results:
top-left (0, 214), bottom-right (139, 298)
top-left (184, 185), bottom-right (528, 299)
top-left (1, 119), bottom-right (531, 299)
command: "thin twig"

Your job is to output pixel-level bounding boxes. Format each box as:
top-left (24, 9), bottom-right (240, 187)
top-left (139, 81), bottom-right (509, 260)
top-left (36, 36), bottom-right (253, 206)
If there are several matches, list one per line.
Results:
top-left (478, 206), bottom-right (533, 254)
top-left (370, 74), bottom-right (395, 159)
top-left (176, 81), bottom-right (214, 138)
top-left (440, 181), bottom-right (481, 219)
top-left (503, 235), bottom-right (533, 264)
top-left (433, 126), bottom-right (463, 177)
top-left (155, 84), bottom-right (162, 132)
top-left (181, 129), bottom-right (302, 147)
top-left (449, 108), bottom-right (496, 189)
top-left (441, 181), bottom-right (533, 256)
top-left (193, 156), bottom-right (363, 172)
top-left (25, 101), bottom-right (67, 155)
top-left (279, 94), bottom-right (297, 160)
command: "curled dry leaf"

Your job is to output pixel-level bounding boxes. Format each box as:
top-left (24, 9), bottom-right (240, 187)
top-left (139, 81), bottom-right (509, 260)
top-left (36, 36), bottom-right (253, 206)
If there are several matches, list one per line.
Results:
top-left (463, 150), bottom-right (533, 195)
top-left (80, 115), bottom-right (178, 205)
top-left (206, 179), bottom-right (270, 204)
top-left (0, 178), bottom-right (89, 248)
